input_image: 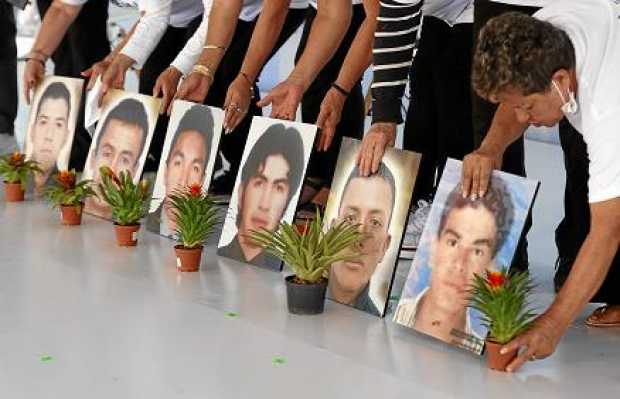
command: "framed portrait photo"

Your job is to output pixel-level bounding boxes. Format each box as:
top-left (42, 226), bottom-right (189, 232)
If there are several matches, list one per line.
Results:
top-left (323, 137), bottom-right (421, 317)
top-left (146, 100), bottom-right (224, 238)
top-left (393, 159), bottom-right (540, 354)
top-left (217, 116), bottom-right (317, 271)
top-left (24, 76), bottom-right (83, 195)
top-left (81, 89), bottom-right (161, 220)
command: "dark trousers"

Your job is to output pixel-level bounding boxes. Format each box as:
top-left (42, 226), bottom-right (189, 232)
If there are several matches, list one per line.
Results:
top-left (296, 4), bottom-right (366, 187)
top-left (37, 0), bottom-right (110, 170)
top-left (555, 120), bottom-right (620, 304)
top-left (472, 0), bottom-right (540, 272)
top-left (0, 2), bottom-right (17, 134)
top-left (209, 9), bottom-right (308, 192)
top-left (138, 16), bottom-right (202, 172)
top-left (403, 17), bottom-right (474, 203)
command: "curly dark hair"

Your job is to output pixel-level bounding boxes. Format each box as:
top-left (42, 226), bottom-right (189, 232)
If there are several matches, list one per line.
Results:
top-left (472, 12), bottom-right (575, 100)
top-left (438, 178), bottom-right (515, 257)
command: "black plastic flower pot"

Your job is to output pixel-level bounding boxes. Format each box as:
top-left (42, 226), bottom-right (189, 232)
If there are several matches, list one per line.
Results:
top-left (285, 275), bottom-right (328, 315)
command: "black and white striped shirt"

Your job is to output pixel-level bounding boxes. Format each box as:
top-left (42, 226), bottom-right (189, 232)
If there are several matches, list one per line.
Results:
top-left (371, 0), bottom-right (424, 124)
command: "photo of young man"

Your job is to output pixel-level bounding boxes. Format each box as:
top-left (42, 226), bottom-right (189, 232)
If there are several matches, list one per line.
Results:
top-left (328, 163), bottom-right (395, 316)
top-left (324, 138), bottom-right (420, 317)
top-left (82, 92), bottom-right (160, 219)
top-left (394, 159), bottom-right (539, 353)
top-left (25, 77), bottom-right (82, 194)
top-left (218, 118), bottom-right (316, 271)
top-left (147, 102), bottom-right (223, 238)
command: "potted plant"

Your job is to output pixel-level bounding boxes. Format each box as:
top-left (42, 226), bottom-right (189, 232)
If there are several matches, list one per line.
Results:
top-left (43, 170), bottom-right (96, 225)
top-left (0, 152), bottom-right (42, 202)
top-left (468, 268), bottom-right (537, 371)
top-left (168, 183), bottom-right (220, 272)
top-left (249, 211), bottom-right (362, 315)
top-left (97, 166), bottom-right (150, 247)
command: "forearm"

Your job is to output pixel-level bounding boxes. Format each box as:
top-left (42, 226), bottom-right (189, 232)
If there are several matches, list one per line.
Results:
top-left (195, 0), bottom-right (243, 72)
top-left (105, 22), bottom-right (139, 64)
top-left (333, 0), bottom-right (379, 91)
top-left (289, 0), bottom-right (352, 90)
top-left (546, 215), bottom-right (620, 329)
top-left (478, 103), bottom-right (528, 154)
top-left (30, 1), bottom-right (81, 59)
top-left (370, 0), bottom-right (423, 124)
top-left (239, 0), bottom-right (291, 82)
top-left (120, 1), bottom-right (172, 68)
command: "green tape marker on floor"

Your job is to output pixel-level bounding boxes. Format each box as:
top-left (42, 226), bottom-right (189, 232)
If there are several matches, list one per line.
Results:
top-left (272, 357), bottom-right (287, 365)
top-left (225, 311), bottom-right (239, 318)
top-left (40, 355), bottom-right (54, 363)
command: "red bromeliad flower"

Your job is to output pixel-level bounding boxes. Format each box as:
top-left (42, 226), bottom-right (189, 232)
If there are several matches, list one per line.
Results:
top-left (56, 170), bottom-right (76, 190)
top-left (189, 183), bottom-right (202, 197)
top-left (9, 152), bottom-right (25, 167)
top-left (487, 270), bottom-right (506, 289)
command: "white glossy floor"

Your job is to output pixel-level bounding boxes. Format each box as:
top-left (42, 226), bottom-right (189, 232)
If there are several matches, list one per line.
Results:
top-left (1, 193), bottom-right (619, 398)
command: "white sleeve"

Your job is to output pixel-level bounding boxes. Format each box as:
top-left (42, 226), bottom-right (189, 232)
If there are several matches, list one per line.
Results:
top-left (585, 115), bottom-right (620, 203)
top-left (170, 0), bottom-right (213, 76)
top-left (120, 0), bottom-right (173, 69)
top-left (60, 0), bottom-right (88, 5)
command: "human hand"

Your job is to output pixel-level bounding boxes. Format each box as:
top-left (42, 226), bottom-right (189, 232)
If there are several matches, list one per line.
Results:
top-left (316, 87), bottom-right (346, 151)
top-left (257, 78), bottom-right (304, 120)
top-left (461, 147), bottom-right (503, 200)
top-left (223, 74), bottom-right (253, 133)
top-left (98, 54), bottom-right (134, 106)
top-left (153, 66), bottom-right (182, 115)
top-left (23, 59), bottom-right (45, 105)
top-left (501, 314), bottom-right (564, 372)
top-left (175, 71), bottom-right (212, 105)
top-left (81, 58), bottom-right (112, 91)
top-left (356, 122), bottom-right (397, 176)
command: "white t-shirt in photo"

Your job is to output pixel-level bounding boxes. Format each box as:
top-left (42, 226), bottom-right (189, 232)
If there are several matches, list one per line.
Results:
top-left (535, 0), bottom-right (620, 203)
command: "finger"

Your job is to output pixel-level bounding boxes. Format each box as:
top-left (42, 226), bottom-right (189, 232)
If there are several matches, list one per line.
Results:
top-left (316, 108), bottom-right (329, 130)
top-left (461, 159), bottom-right (473, 198)
top-left (371, 139), bottom-right (384, 174)
top-left (470, 163), bottom-right (481, 201)
top-left (479, 163), bottom-right (493, 198)
top-left (166, 94), bottom-right (175, 116)
top-left (256, 93), bottom-right (273, 108)
top-left (360, 141), bottom-right (371, 177)
top-left (321, 126), bottom-right (335, 152)
top-left (81, 67), bottom-right (92, 77)
top-left (506, 341), bottom-right (536, 373)
top-left (98, 83), bottom-right (108, 107)
top-left (229, 112), bottom-right (244, 133)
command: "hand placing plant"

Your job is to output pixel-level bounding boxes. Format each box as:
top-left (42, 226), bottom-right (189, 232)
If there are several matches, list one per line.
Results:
top-left (249, 210), bottom-right (363, 314)
top-left (468, 268), bottom-right (537, 371)
top-left (97, 166), bottom-right (150, 246)
top-left (0, 152), bottom-right (42, 202)
top-left (44, 170), bottom-right (96, 225)
top-left (169, 183), bottom-right (220, 272)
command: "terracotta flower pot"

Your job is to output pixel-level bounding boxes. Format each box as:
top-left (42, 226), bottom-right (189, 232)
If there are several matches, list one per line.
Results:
top-left (285, 275), bottom-right (328, 315)
top-left (4, 181), bottom-right (24, 202)
top-left (60, 204), bottom-right (83, 225)
top-left (114, 223), bottom-right (140, 247)
top-left (485, 340), bottom-right (517, 371)
top-left (174, 245), bottom-right (203, 272)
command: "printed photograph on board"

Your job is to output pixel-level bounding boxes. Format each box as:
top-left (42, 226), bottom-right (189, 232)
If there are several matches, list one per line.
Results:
top-left (394, 159), bottom-right (539, 354)
top-left (81, 89), bottom-right (161, 219)
top-left (323, 137), bottom-right (421, 317)
top-left (146, 101), bottom-right (224, 238)
top-left (217, 117), bottom-right (317, 271)
top-left (24, 76), bottom-right (83, 195)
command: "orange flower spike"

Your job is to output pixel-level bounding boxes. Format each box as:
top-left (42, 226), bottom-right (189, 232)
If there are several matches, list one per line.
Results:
top-left (9, 152), bottom-right (25, 166)
top-left (189, 183), bottom-right (202, 197)
top-left (487, 270), bottom-right (506, 289)
top-left (57, 170), bottom-right (76, 189)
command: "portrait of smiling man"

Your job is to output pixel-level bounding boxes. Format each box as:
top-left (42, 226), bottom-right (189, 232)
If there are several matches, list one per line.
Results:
top-left (327, 162), bottom-right (396, 316)
top-left (26, 79), bottom-right (79, 193)
top-left (218, 122), bottom-right (306, 271)
top-left (147, 104), bottom-right (216, 238)
top-left (84, 96), bottom-right (151, 219)
top-left (394, 176), bottom-right (515, 347)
